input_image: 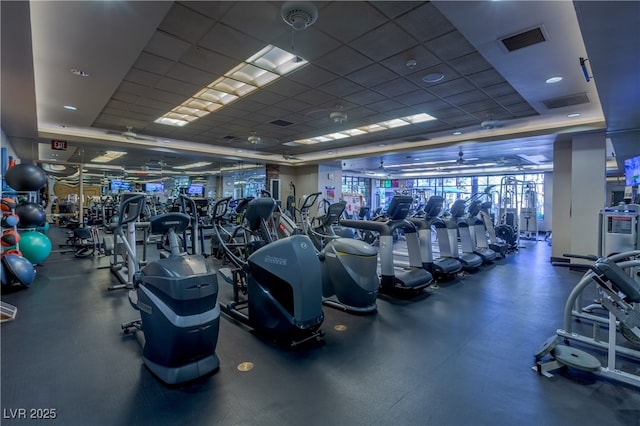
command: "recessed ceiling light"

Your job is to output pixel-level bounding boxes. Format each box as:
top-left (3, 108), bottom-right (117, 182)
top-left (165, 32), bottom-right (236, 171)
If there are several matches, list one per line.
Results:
top-left (70, 68), bottom-right (90, 77)
top-left (379, 144), bottom-right (386, 147)
top-left (453, 131), bottom-right (462, 135)
top-left (567, 113), bottom-right (581, 118)
top-left (423, 72), bottom-right (445, 83)
top-left (513, 147), bottom-right (521, 151)
top-left (327, 150), bottom-right (334, 154)
top-left (545, 76), bottom-right (563, 84)
top-left (63, 105), bottom-right (77, 111)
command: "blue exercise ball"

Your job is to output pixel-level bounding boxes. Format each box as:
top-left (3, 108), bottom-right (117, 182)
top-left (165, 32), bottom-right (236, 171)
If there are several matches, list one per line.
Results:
top-left (4, 163), bottom-right (47, 192)
top-left (15, 202), bottom-right (46, 228)
top-left (1, 254), bottom-right (36, 287)
top-left (18, 231), bottom-right (51, 265)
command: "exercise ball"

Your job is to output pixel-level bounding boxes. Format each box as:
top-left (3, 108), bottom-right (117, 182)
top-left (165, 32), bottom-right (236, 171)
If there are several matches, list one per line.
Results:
top-left (1, 230), bottom-right (20, 247)
top-left (1, 261), bottom-right (8, 285)
top-left (15, 202), bottom-right (46, 228)
top-left (36, 222), bottom-right (50, 234)
top-left (1, 213), bottom-right (19, 228)
top-left (18, 231), bottom-right (51, 264)
top-left (1, 253), bottom-right (36, 287)
top-left (1, 197), bottom-right (17, 211)
top-left (4, 163), bottom-right (47, 192)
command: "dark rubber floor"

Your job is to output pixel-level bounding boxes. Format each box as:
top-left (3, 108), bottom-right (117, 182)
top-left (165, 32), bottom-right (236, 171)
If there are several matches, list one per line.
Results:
top-left (1, 225), bottom-right (639, 426)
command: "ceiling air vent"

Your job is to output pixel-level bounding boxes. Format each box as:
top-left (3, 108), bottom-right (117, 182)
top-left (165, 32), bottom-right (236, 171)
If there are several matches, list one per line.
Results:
top-left (500, 27), bottom-right (546, 52)
top-left (270, 119), bottom-right (294, 127)
top-left (543, 93), bottom-right (590, 109)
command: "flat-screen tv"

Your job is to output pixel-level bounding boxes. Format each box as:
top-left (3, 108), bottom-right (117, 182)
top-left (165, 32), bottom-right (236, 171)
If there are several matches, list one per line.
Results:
top-left (110, 179), bottom-right (131, 192)
top-left (145, 182), bottom-right (164, 192)
top-left (187, 184), bottom-right (204, 196)
top-left (624, 156), bottom-right (640, 186)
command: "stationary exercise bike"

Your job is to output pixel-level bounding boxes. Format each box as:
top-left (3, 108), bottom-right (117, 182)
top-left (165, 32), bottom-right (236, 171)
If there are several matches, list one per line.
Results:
top-left (121, 212), bottom-right (220, 385)
top-left (212, 196), bottom-right (324, 348)
top-left (299, 192), bottom-right (379, 314)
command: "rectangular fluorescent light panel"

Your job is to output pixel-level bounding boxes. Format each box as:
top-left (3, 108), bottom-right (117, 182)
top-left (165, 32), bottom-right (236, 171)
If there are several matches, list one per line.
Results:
top-left (91, 151), bottom-right (127, 163)
top-left (173, 161), bottom-right (212, 170)
top-left (289, 113), bottom-right (437, 145)
top-left (155, 45), bottom-right (307, 127)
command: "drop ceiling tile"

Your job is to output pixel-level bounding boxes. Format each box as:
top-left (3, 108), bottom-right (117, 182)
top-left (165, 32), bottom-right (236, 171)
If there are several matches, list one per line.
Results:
top-left (246, 90), bottom-right (287, 106)
top-left (124, 68), bottom-right (163, 87)
top-left (393, 89), bottom-right (437, 106)
top-left (198, 23), bottom-right (265, 62)
top-left (466, 69), bottom-right (505, 88)
top-left (425, 31), bottom-right (476, 61)
top-left (350, 22), bottom-right (415, 61)
top-left (179, 1), bottom-right (234, 20)
top-left (395, 2), bottom-right (455, 43)
top-left (404, 64), bottom-right (460, 87)
top-left (427, 78), bottom-right (476, 98)
top-left (286, 64), bottom-right (338, 88)
top-left (145, 30), bottom-right (191, 62)
top-left (346, 63), bottom-right (399, 88)
top-left (159, 2), bottom-right (215, 43)
top-left (134, 52), bottom-right (175, 75)
top-left (494, 93), bottom-right (527, 106)
top-left (317, 78), bottom-right (365, 97)
top-left (380, 46), bottom-right (441, 76)
top-left (155, 77), bottom-right (200, 97)
top-left (166, 63), bottom-right (215, 87)
top-left (293, 88), bottom-right (339, 107)
top-left (265, 79), bottom-right (311, 98)
top-left (314, 45), bottom-right (374, 76)
top-left (313, 2), bottom-right (387, 43)
top-left (270, 27), bottom-right (342, 62)
top-left (447, 52), bottom-right (493, 76)
top-left (180, 46), bottom-right (239, 75)
top-left (372, 1), bottom-right (423, 18)
top-left (221, 2), bottom-right (286, 44)
top-left (343, 90), bottom-right (386, 106)
top-left (483, 82), bottom-right (518, 98)
top-left (445, 89), bottom-right (491, 106)
top-left (373, 78), bottom-right (420, 98)
top-left (458, 98), bottom-right (501, 114)
top-left (365, 98), bottom-right (405, 113)
top-left (273, 98), bottom-right (315, 114)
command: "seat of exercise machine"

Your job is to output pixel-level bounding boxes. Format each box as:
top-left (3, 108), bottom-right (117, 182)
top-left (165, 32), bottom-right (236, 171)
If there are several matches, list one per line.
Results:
top-left (149, 212), bottom-right (191, 235)
top-left (594, 258), bottom-right (640, 302)
top-left (245, 197), bottom-right (276, 231)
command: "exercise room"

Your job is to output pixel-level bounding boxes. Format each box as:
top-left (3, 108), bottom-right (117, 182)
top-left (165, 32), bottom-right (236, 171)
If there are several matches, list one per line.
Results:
top-left (1, 1), bottom-right (639, 425)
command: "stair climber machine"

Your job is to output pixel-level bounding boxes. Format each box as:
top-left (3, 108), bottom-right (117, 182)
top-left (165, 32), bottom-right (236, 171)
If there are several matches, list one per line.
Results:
top-left (299, 193), bottom-right (378, 314)
top-left (432, 202), bottom-right (483, 272)
top-left (212, 196), bottom-right (325, 348)
top-left (450, 199), bottom-right (497, 264)
top-left (407, 196), bottom-right (462, 280)
top-left (121, 212), bottom-right (220, 385)
top-left (341, 195), bottom-right (433, 297)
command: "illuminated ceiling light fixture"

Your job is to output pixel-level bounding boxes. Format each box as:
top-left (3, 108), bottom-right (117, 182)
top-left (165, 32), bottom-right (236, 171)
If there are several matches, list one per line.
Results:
top-left (91, 150), bottom-right (127, 163)
top-left (285, 112), bottom-right (437, 146)
top-left (173, 161), bottom-right (212, 170)
top-left (155, 45), bottom-right (307, 127)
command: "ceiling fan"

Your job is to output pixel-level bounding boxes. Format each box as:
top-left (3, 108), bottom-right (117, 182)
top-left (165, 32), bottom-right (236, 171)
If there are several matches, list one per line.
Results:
top-left (456, 148), bottom-right (465, 165)
top-left (225, 131), bottom-right (280, 147)
top-left (304, 103), bottom-right (348, 124)
top-left (106, 126), bottom-right (156, 141)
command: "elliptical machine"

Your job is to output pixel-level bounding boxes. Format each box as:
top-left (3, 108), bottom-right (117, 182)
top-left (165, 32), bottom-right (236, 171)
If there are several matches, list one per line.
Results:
top-left (212, 196), bottom-right (324, 348)
top-left (121, 212), bottom-right (220, 385)
top-left (299, 193), bottom-right (378, 314)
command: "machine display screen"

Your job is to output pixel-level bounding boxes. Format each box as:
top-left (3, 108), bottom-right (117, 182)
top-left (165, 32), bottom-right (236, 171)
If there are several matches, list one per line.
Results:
top-left (607, 216), bottom-right (633, 234)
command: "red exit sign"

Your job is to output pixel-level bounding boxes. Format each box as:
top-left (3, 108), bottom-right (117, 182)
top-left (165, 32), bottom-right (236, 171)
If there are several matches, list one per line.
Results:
top-left (51, 140), bottom-right (67, 150)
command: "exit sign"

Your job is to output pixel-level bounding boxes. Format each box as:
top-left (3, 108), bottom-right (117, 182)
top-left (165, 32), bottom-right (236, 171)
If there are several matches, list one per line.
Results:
top-left (51, 140), bottom-right (67, 150)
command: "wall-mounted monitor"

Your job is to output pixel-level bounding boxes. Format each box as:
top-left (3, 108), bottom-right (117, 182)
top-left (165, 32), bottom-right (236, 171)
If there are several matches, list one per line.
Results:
top-left (110, 179), bottom-right (131, 192)
top-left (187, 184), bottom-right (204, 196)
top-left (145, 182), bottom-right (164, 192)
top-left (624, 156), bottom-right (640, 185)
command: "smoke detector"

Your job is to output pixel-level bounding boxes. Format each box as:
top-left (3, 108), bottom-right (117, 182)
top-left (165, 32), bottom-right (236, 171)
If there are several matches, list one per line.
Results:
top-left (281, 2), bottom-right (318, 30)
